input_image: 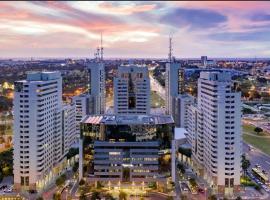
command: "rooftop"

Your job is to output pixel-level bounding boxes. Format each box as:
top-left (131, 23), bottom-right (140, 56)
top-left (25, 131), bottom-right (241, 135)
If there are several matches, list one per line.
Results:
top-left (81, 114), bottom-right (174, 125)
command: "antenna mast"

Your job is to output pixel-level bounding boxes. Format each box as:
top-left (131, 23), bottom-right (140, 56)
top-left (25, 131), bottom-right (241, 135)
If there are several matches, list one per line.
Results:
top-left (100, 32), bottom-right (104, 61)
top-left (168, 36), bottom-right (172, 63)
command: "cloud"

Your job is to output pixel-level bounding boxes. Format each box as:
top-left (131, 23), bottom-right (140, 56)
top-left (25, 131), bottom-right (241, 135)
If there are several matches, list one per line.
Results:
top-left (251, 13), bottom-right (270, 21)
top-left (209, 30), bottom-right (270, 42)
top-left (160, 8), bottom-right (227, 30)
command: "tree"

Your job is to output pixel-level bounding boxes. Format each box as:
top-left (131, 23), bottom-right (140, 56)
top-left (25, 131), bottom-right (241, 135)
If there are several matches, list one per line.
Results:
top-left (91, 191), bottom-right (101, 200)
top-left (79, 179), bottom-right (86, 186)
top-left (67, 148), bottom-right (79, 159)
top-left (119, 190), bottom-right (127, 200)
top-left (241, 155), bottom-right (250, 187)
top-left (55, 174), bottom-right (66, 187)
top-left (96, 181), bottom-right (103, 189)
top-left (189, 178), bottom-right (197, 188)
top-left (73, 162), bottom-right (79, 173)
top-left (53, 193), bottom-right (61, 200)
top-left (79, 193), bottom-right (87, 200)
top-left (178, 147), bottom-right (192, 158)
top-left (254, 127), bottom-right (263, 134)
top-left (177, 163), bottom-right (186, 174)
top-left (254, 185), bottom-right (261, 191)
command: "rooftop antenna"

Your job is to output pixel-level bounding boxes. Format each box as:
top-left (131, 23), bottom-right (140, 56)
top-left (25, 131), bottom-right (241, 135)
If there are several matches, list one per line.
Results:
top-left (100, 32), bottom-right (104, 61)
top-left (168, 36), bottom-right (173, 63)
top-left (96, 46), bottom-right (100, 61)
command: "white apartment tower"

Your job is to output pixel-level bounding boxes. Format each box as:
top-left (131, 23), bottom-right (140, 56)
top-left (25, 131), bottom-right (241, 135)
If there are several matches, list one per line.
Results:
top-left (190, 71), bottom-right (241, 195)
top-left (13, 72), bottom-right (76, 191)
top-left (87, 62), bottom-right (105, 115)
top-left (114, 65), bottom-right (150, 114)
top-left (62, 104), bottom-right (77, 153)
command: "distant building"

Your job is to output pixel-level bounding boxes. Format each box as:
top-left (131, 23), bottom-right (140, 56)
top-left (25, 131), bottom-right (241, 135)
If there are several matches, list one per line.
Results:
top-left (165, 62), bottom-right (184, 123)
top-left (72, 60), bottom-right (106, 136)
top-left (174, 94), bottom-right (194, 128)
top-left (114, 65), bottom-right (150, 115)
top-left (13, 72), bottom-right (76, 191)
top-left (72, 93), bottom-right (93, 137)
top-left (62, 103), bottom-right (77, 152)
top-left (187, 71), bottom-right (242, 195)
top-left (201, 56), bottom-right (208, 68)
top-left (79, 114), bottom-right (174, 188)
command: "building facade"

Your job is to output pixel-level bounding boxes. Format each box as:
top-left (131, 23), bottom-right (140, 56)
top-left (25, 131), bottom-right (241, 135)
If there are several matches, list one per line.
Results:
top-left (114, 65), bottom-right (150, 115)
top-left (188, 71), bottom-right (242, 194)
top-left (87, 61), bottom-right (105, 115)
top-left (13, 72), bottom-right (76, 191)
top-left (62, 103), bottom-right (77, 153)
top-left (174, 94), bottom-right (194, 128)
top-left (79, 114), bottom-right (174, 187)
top-left (165, 62), bottom-right (184, 122)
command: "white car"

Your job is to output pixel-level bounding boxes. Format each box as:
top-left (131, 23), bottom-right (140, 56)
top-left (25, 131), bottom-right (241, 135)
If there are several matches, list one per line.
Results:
top-left (4, 187), bottom-right (12, 193)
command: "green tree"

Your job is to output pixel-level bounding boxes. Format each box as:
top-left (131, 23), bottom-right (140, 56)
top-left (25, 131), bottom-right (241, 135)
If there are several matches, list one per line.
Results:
top-left (67, 148), bottom-right (79, 159)
top-left (79, 193), bottom-right (87, 200)
top-left (96, 181), bottom-right (103, 189)
top-left (119, 190), bottom-right (127, 200)
top-left (189, 178), bottom-right (197, 188)
top-left (177, 163), bottom-right (186, 174)
top-left (55, 174), bottom-right (66, 187)
top-left (53, 192), bottom-right (61, 200)
top-left (73, 162), bottom-right (79, 173)
top-left (241, 155), bottom-right (251, 187)
top-left (79, 179), bottom-right (86, 186)
top-left (91, 191), bottom-right (100, 200)
top-left (254, 127), bottom-right (263, 134)
top-left (254, 185), bottom-right (261, 191)
top-left (178, 147), bottom-right (192, 158)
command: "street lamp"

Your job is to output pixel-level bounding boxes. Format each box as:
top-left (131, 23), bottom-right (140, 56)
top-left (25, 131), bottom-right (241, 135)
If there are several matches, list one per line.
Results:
top-left (65, 188), bottom-right (68, 200)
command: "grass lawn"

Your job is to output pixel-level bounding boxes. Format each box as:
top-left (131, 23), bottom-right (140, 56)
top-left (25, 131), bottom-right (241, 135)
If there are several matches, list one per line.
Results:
top-left (242, 124), bottom-right (270, 155)
top-left (151, 91), bottom-right (165, 108)
top-left (242, 124), bottom-right (268, 136)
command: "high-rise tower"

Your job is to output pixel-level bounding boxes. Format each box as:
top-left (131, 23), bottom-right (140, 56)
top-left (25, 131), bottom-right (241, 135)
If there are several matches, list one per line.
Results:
top-left (188, 71), bottom-right (242, 194)
top-left (13, 72), bottom-right (76, 191)
top-left (114, 65), bottom-right (150, 114)
top-left (165, 37), bottom-right (184, 121)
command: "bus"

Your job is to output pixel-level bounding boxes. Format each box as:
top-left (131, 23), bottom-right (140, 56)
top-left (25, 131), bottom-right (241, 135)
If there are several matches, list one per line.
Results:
top-left (252, 168), bottom-right (269, 183)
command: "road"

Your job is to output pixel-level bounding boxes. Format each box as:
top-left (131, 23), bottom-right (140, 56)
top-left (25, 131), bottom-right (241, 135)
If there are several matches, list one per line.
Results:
top-left (243, 142), bottom-right (270, 180)
top-left (149, 74), bottom-right (165, 100)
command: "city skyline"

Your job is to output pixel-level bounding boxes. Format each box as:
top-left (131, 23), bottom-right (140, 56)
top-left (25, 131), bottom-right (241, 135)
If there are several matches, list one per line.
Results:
top-left (1, 1), bottom-right (270, 58)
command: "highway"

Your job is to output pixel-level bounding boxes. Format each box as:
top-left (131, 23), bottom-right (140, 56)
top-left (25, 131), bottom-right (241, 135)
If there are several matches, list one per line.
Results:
top-left (243, 142), bottom-right (270, 181)
top-left (149, 74), bottom-right (165, 100)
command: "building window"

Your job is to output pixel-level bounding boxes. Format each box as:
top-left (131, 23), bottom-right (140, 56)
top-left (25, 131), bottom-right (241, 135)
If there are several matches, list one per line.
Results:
top-left (230, 178), bottom-right (234, 187)
top-left (20, 177), bottom-right (24, 186)
top-left (225, 178), bottom-right (229, 187)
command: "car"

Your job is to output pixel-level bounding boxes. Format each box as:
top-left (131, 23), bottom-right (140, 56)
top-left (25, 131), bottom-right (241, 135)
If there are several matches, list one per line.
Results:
top-left (4, 187), bottom-right (12, 193)
top-left (198, 188), bottom-right (205, 194)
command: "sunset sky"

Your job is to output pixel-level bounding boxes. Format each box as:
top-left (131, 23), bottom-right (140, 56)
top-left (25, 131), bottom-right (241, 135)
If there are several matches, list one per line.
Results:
top-left (1, 1), bottom-right (270, 58)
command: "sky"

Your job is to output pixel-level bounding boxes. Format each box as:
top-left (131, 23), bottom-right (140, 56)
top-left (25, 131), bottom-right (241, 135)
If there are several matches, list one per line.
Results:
top-left (1, 1), bottom-right (270, 58)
